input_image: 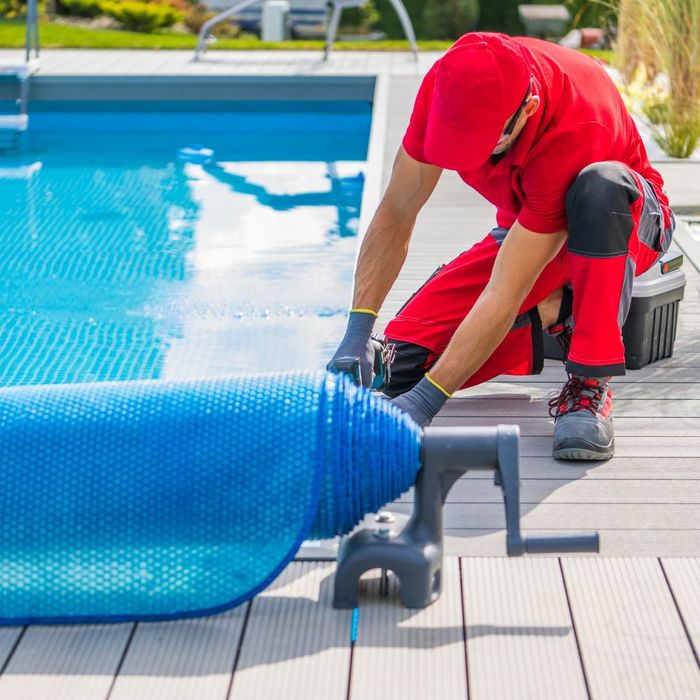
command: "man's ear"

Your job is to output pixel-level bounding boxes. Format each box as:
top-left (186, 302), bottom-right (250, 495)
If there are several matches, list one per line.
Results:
top-left (524, 94), bottom-right (541, 117)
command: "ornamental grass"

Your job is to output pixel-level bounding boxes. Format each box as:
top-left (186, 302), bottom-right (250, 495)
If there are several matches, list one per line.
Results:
top-left (618, 0), bottom-right (700, 158)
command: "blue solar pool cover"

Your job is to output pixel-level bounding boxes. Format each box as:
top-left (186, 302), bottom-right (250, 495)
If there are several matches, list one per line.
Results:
top-left (0, 371), bottom-right (421, 625)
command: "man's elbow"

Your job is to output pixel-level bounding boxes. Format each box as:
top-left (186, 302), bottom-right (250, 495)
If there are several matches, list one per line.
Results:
top-left (486, 276), bottom-right (533, 307)
top-left (374, 196), bottom-right (417, 240)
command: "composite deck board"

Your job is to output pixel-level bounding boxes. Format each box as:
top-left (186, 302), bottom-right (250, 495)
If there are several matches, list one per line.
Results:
top-left (661, 559), bottom-right (700, 658)
top-left (229, 561), bottom-right (351, 700)
top-left (450, 381), bottom-right (700, 401)
top-left (390, 501), bottom-right (700, 531)
top-left (461, 558), bottom-right (587, 700)
top-left (0, 623), bottom-right (133, 700)
top-left (438, 397), bottom-right (700, 417)
top-left (108, 607), bottom-right (247, 700)
top-left (500, 456), bottom-right (700, 480)
top-left (444, 532), bottom-right (700, 557)
top-left (0, 629), bottom-right (23, 673)
top-left (435, 415), bottom-right (700, 436)
top-left (517, 435), bottom-right (700, 457)
top-left (398, 478), bottom-right (700, 505)
top-left (349, 558), bottom-right (468, 700)
top-left (561, 558), bottom-right (700, 699)
top-left (494, 364), bottom-right (700, 383)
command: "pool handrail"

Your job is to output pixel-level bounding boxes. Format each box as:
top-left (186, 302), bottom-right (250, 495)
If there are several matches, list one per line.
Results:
top-left (194, 0), bottom-right (418, 61)
top-left (25, 0), bottom-right (40, 64)
top-left (323, 0), bottom-right (417, 62)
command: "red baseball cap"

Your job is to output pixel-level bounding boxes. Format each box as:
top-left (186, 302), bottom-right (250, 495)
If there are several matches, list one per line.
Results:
top-left (424, 33), bottom-right (533, 171)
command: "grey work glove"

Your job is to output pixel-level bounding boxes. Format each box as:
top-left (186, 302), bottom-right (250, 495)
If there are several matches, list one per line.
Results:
top-left (326, 310), bottom-right (377, 387)
top-left (391, 376), bottom-right (450, 429)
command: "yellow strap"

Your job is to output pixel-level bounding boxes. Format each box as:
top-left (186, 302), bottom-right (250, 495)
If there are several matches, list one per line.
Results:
top-left (350, 308), bottom-right (379, 318)
top-left (425, 373), bottom-right (453, 398)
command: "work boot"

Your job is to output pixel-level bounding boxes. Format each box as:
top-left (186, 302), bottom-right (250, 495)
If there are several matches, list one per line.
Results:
top-left (549, 375), bottom-right (615, 460)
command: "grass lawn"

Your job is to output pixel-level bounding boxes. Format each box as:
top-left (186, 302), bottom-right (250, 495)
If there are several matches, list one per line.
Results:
top-left (0, 20), bottom-right (452, 51)
top-left (0, 20), bottom-right (616, 61)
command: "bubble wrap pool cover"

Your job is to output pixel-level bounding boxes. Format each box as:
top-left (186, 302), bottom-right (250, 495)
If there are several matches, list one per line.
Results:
top-left (0, 371), bottom-right (421, 624)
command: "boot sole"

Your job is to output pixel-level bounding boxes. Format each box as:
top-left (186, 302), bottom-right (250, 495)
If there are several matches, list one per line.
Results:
top-left (552, 447), bottom-right (614, 461)
top-left (552, 440), bottom-right (615, 462)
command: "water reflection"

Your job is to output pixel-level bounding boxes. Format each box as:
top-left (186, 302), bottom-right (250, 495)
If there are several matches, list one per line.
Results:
top-left (202, 161), bottom-right (363, 238)
top-left (158, 160), bottom-right (364, 380)
top-left (0, 113), bottom-right (367, 386)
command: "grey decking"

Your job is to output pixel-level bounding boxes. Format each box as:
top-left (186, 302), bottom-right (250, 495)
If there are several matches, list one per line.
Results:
top-left (0, 52), bottom-right (698, 698)
top-left (3, 559), bottom-right (699, 699)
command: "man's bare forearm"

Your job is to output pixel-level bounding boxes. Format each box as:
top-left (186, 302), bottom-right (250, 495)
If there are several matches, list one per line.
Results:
top-left (352, 200), bottom-right (415, 312)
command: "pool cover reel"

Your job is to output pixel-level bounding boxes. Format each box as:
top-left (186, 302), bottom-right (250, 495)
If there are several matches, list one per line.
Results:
top-left (0, 370), bottom-right (599, 624)
top-left (0, 372), bottom-right (422, 624)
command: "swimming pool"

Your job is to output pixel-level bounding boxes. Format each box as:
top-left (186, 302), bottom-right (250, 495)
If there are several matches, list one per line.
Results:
top-left (0, 101), bottom-right (370, 386)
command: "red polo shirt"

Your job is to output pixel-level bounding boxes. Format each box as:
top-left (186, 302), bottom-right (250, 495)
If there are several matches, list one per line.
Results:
top-left (402, 37), bottom-right (671, 233)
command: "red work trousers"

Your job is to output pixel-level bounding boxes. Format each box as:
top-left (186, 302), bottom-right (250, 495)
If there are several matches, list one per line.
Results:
top-left (383, 162), bottom-right (675, 395)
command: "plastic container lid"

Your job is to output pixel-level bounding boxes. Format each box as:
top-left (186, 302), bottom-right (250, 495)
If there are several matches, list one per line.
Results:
top-left (632, 265), bottom-right (686, 298)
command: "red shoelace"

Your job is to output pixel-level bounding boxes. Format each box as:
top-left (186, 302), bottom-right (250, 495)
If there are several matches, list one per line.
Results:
top-left (548, 375), bottom-right (608, 418)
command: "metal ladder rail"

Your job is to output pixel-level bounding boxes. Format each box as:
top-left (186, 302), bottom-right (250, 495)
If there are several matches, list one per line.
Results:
top-left (25, 0), bottom-right (40, 64)
top-left (0, 0), bottom-right (40, 146)
top-left (324, 0), bottom-right (417, 61)
top-left (195, 0), bottom-right (262, 60)
top-left (0, 68), bottom-right (31, 147)
top-left (194, 0), bottom-right (418, 61)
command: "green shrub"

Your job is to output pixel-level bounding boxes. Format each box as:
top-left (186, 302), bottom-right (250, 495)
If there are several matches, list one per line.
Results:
top-left (374, 0), bottom-right (424, 39)
top-left (655, 116), bottom-right (700, 159)
top-left (477, 0), bottom-right (519, 34)
top-left (0, 0), bottom-right (21, 18)
top-left (479, 1), bottom-right (617, 36)
top-left (567, 0), bottom-right (618, 29)
top-left (153, 0), bottom-right (189, 11)
top-left (532, 0), bottom-right (617, 30)
top-left (183, 3), bottom-right (239, 37)
top-left (339, 0), bottom-right (380, 35)
top-left (0, 0), bottom-right (44, 19)
top-left (376, 0), bottom-right (612, 41)
top-left (58, 0), bottom-right (103, 18)
top-left (101, 0), bottom-right (182, 32)
top-left (421, 0), bottom-right (479, 40)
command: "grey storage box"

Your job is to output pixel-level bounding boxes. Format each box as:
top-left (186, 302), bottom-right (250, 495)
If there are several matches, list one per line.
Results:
top-left (543, 252), bottom-right (686, 369)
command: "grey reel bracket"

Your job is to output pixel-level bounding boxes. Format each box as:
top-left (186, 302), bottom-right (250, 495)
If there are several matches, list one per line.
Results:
top-left (333, 425), bottom-right (600, 609)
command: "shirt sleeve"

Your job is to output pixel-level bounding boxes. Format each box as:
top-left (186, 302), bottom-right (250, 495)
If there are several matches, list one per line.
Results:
top-left (401, 64), bottom-right (438, 164)
top-left (518, 122), bottom-right (612, 233)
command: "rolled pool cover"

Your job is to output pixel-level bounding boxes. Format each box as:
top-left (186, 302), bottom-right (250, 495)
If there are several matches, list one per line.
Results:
top-left (0, 371), bottom-right (421, 625)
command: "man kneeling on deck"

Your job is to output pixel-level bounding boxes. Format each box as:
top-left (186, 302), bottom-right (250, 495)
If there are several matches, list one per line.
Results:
top-left (327, 32), bottom-right (675, 461)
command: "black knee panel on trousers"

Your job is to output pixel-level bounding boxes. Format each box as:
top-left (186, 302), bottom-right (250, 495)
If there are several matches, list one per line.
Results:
top-left (565, 162), bottom-right (640, 257)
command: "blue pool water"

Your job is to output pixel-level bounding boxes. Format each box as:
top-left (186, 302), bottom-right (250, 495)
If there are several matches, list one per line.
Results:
top-left (0, 102), bottom-right (370, 386)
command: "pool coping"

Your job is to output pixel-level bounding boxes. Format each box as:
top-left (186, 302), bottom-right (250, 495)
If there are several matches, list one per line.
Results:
top-left (357, 72), bottom-right (389, 245)
top-left (0, 75), bottom-right (376, 102)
